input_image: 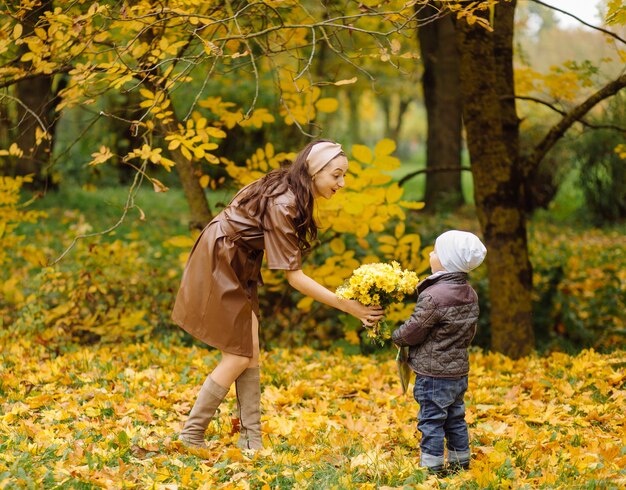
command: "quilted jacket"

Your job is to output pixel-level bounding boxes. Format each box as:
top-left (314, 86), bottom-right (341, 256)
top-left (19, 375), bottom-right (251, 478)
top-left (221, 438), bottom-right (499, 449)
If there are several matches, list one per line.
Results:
top-left (392, 272), bottom-right (479, 378)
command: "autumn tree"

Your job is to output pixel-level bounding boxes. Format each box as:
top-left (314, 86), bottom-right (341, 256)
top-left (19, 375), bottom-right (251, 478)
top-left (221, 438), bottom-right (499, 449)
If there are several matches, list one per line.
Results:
top-left (2, 0), bottom-right (60, 189)
top-left (417, 0), bottom-right (464, 210)
top-left (453, 0), bottom-right (626, 357)
top-left (1, 1), bottom-right (451, 229)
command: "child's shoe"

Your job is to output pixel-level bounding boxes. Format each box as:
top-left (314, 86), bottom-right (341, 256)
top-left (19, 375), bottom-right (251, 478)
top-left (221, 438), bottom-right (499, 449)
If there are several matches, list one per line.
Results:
top-left (426, 464), bottom-right (447, 476)
top-left (447, 449), bottom-right (470, 473)
top-left (421, 452), bottom-right (446, 476)
top-left (447, 459), bottom-right (470, 473)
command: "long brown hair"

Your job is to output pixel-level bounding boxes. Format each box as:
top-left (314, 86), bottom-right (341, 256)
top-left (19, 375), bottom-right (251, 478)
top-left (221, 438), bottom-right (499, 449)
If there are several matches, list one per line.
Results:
top-left (236, 139), bottom-right (341, 252)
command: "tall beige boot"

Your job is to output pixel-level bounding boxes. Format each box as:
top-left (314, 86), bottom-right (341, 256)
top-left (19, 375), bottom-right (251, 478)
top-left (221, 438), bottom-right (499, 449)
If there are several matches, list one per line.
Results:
top-left (235, 367), bottom-right (263, 450)
top-left (180, 376), bottom-right (229, 449)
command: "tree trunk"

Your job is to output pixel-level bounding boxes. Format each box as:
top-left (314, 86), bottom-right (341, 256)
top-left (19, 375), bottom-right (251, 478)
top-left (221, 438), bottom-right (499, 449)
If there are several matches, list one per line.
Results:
top-left (135, 12), bottom-right (212, 230)
top-left (14, 0), bottom-right (55, 189)
top-left (347, 89), bottom-right (361, 144)
top-left (382, 97), bottom-right (392, 138)
top-left (390, 97), bottom-right (411, 143)
top-left (418, 2), bottom-right (463, 211)
top-left (383, 96), bottom-right (411, 143)
top-left (455, 0), bottom-right (535, 358)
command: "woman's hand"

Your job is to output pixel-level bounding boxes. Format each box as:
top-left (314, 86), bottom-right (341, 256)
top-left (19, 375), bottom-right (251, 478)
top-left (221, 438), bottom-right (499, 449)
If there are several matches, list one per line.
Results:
top-left (284, 270), bottom-right (384, 326)
top-left (344, 299), bottom-right (384, 327)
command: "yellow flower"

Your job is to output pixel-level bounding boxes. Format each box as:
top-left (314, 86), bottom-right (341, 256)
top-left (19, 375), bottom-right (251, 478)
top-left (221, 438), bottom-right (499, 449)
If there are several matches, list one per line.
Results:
top-left (335, 262), bottom-right (419, 344)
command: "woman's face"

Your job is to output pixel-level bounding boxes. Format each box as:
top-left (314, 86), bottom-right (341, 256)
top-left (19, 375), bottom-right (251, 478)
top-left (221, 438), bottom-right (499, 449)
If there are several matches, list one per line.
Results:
top-left (312, 155), bottom-right (349, 199)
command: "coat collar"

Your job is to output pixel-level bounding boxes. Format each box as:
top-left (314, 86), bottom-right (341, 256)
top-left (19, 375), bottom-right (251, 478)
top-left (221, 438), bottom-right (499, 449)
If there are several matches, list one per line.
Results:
top-left (418, 271), bottom-right (468, 294)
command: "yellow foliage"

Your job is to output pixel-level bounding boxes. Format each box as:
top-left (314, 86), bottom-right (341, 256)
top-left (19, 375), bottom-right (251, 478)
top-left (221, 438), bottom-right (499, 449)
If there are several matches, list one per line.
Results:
top-left (352, 144), bottom-right (373, 164)
top-left (315, 97), bottom-right (339, 113)
top-left (0, 176), bottom-right (47, 268)
top-left (222, 143), bottom-right (295, 188)
top-left (126, 144), bottom-right (176, 171)
top-left (0, 337), bottom-right (624, 487)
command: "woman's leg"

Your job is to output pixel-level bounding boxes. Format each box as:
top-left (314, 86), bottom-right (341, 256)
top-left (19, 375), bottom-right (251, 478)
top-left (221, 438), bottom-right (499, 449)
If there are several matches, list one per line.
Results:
top-left (180, 341), bottom-right (253, 448)
top-left (235, 313), bottom-right (263, 450)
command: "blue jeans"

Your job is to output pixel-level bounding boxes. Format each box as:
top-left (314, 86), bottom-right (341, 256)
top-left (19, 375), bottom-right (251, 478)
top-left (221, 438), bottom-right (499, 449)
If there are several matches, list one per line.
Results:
top-left (414, 375), bottom-right (470, 468)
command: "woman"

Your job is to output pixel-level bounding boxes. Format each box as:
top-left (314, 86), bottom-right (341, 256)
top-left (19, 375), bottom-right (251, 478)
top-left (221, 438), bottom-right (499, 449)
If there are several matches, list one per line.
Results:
top-left (172, 140), bottom-right (384, 451)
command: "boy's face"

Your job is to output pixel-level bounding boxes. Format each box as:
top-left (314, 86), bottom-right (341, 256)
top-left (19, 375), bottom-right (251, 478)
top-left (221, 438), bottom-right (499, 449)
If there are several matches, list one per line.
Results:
top-left (429, 249), bottom-right (446, 273)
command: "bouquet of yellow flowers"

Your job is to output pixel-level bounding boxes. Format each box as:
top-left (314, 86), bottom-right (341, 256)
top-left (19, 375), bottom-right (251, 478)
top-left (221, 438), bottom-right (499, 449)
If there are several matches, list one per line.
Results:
top-left (336, 261), bottom-right (420, 344)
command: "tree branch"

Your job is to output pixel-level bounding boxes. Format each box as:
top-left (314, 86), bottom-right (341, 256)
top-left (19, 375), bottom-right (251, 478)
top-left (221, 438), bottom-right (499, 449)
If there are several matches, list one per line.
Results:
top-left (0, 66), bottom-right (72, 90)
top-left (524, 73), bottom-right (626, 175)
top-left (529, 0), bottom-right (626, 45)
top-left (398, 166), bottom-right (472, 187)
top-left (514, 95), bottom-right (626, 132)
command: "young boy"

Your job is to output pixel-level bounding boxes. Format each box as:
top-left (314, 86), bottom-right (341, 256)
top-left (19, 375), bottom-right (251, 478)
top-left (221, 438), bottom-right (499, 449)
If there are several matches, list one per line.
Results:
top-left (392, 230), bottom-right (486, 474)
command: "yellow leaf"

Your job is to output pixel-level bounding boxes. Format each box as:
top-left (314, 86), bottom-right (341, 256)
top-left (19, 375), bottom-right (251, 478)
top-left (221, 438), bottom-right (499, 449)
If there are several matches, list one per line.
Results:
top-left (85, 407), bottom-right (100, 418)
top-left (34, 27), bottom-right (47, 40)
top-left (378, 244), bottom-right (396, 255)
top-left (395, 222), bottom-right (405, 239)
top-left (139, 88), bottom-right (154, 100)
top-left (13, 24), bottom-right (23, 39)
top-left (89, 146), bottom-right (113, 166)
top-left (343, 200), bottom-right (365, 215)
top-left (349, 160), bottom-right (363, 174)
top-left (152, 178), bottom-right (169, 193)
top-left (356, 222), bottom-right (369, 238)
top-left (400, 234), bottom-right (421, 247)
top-left (199, 175), bottom-right (210, 188)
top-left (165, 235), bottom-right (196, 248)
top-left (385, 184), bottom-right (403, 203)
top-left (377, 236), bottom-right (397, 245)
top-left (374, 138), bottom-right (396, 157)
top-left (345, 330), bottom-right (360, 345)
top-left (297, 296), bottom-right (314, 311)
top-left (315, 98), bottom-right (339, 113)
top-left (334, 77), bottom-right (358, 86)
top-left (352, 145), bottom-right (372, 164)
top-left (329, 238), bottom-right (346, 254)
top-left (399, 200), bottom-right (425, 210)
top-left (180, 146), bottom-right (192, 161)
top-left (374, 155), bottom-right (400, 170)
top-left (370, 217), bottom-right (386, 232)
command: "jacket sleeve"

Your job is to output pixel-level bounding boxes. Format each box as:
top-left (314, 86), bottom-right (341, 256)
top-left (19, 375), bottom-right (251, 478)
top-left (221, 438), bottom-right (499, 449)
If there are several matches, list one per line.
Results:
top-left (392, 293), bottom-right (441, 347)
top-left (264, 203), bottom-right (302, 270)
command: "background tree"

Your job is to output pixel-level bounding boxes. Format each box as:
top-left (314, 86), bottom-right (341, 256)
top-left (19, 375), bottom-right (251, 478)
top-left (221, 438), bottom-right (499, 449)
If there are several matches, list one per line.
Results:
top-left (453, 0), bottom-right (626, 357)
top-left (0, 1), bottom-right (439, 228)
top-left (417, 0), bottom-right (464, 211)
top-left (4, 0), bottom-right (60, 189)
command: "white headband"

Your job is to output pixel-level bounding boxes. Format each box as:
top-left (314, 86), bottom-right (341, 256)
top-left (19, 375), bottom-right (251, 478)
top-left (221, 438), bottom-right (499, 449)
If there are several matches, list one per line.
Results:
top-left (306, 142), bottom-right (343, 177)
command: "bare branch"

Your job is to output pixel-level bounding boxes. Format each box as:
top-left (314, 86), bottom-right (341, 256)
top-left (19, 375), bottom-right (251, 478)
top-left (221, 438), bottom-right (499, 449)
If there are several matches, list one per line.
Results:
top-left (514, 95), bottom-right (626, 132)
top-left (0, 66), bottom-right (72, 90)
top-left (48, 159), bottom-right (147, 266)
top-left (398, 166), bottom-right (472, 187)
top-left (524, 73), bottom-right (626, 175)
top-left (529, 0), bottom-right (626, 45)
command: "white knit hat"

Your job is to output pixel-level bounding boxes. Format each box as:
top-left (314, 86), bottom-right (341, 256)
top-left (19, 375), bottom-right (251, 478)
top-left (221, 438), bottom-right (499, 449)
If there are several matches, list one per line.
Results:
top-left (306, 141), bottom-right (343, 176)
top-left (435, 230), bottom-right (487, 273)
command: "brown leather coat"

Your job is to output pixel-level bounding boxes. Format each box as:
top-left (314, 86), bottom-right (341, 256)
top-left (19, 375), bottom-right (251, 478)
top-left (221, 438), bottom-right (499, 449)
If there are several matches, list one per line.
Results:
top-left (171, 189), bottom-right (302, 357)
top-left (392, 272), bottom-right (479, 378)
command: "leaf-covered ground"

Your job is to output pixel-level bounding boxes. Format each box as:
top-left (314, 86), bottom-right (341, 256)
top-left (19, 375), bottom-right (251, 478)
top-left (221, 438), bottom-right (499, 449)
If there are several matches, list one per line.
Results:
top-left (1, 339), bottom-right (625, 489)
